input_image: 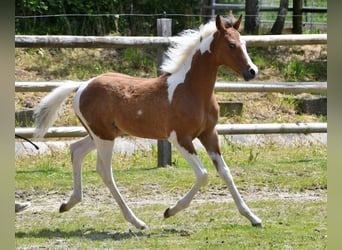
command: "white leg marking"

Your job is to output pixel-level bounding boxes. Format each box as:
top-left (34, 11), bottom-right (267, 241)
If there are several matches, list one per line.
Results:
top-left (60, 77), bottom-right (99, 212)
top-left (165, 131), bottom-right (208, 217)
top-left (208, 151), bottom-right (262, 226)
top-left (60, 135), bottom-right (95, 212)
top-left (93, 135), bottom-right (146, 229)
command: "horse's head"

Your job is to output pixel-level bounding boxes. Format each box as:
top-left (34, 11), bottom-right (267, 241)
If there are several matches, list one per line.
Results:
top-left (213, 15), bottom-right (258, 81)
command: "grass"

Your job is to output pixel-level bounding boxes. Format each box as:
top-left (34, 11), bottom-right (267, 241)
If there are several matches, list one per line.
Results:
top-left (15, 143), bottom-right (327, 249)
top-left (15, 201), bottom-right (327, 249)
top-left (16, 143), bottom-right (327, 193)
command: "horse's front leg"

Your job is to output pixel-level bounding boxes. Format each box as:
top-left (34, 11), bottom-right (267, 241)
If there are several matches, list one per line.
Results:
top-left (164, 131), bottom-right (208, 218)
top-left (60, 135), bottom-right (95, 212)
top-left (199, 130), bottom-right (262, 227)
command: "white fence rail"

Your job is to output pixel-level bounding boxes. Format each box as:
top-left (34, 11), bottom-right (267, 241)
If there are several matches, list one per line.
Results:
top-left (15, 123), bottom-right (327, 139)
top-left (15, 81), bottom-right (327, 95)
top-left (15, 34), bottom-right (327, 48)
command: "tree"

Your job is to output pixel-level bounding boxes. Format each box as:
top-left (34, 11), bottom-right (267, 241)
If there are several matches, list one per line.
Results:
top-left (270, 0), bottom-right (289, 34)
top-left (292, 0), bottom-right (303, 34)
top-left (201, 0), bottom-right (212, 24)
top-left (15, 0), bottom-right (202, 35)
top-left (244, 0), bottom-right (259, 34)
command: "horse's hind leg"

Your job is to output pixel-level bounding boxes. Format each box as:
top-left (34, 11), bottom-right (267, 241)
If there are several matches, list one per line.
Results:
top-left (60, 135), bottom-right (95, 212)
top-left (199, 130), bottom-right (262, 227)
top-left (94, 136), bottom-right (147, 230)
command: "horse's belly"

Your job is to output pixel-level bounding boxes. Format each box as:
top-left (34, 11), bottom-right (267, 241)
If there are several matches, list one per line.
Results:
top-left (115, 112), bottom-right (169, 140)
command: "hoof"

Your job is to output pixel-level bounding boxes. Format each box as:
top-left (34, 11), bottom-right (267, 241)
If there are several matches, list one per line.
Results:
top-left (138, 223), bottom-right (148, 230)
top-left (163, 207), bottom-right (171, 219)
top-left (252, 222), bottom-right (263, 227)
top-left (59, 203), bottom-right (68, 213)
top-left (132, 219), bottom-right (147, 230)
top-left (15, 202), bottom-right (31, 213)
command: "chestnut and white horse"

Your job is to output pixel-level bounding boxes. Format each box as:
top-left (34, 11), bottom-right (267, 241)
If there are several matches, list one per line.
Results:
top-left (34, 15), bottom-right (262, 229)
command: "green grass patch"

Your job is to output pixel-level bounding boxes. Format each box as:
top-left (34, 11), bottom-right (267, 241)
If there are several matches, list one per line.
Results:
top-left (16, 143), bottom-right (326, 249)
top-left (15, 201), bottom-right (327, 249)
top-left (16, 143), bottom-right (326, 194)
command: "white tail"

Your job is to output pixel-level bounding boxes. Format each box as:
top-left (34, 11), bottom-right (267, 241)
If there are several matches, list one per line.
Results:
top-left (33, 82), bottom-right (81, 139)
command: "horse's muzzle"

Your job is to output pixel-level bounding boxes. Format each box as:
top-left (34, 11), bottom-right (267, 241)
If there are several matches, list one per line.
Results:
top-left (242, 66), bottom-right (258, 81)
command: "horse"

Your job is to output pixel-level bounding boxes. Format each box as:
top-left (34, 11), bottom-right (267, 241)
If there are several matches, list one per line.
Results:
top-left (33, 14), bottom-right (262, 229)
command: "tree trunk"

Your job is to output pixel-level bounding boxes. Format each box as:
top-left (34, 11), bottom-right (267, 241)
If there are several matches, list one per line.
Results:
top-left (201, 0), bottom-right (212, 24)
top-left (245, 0), bottom-right (259, 34)
top-left (270, 0), bottom-right (289, 34)
top-left (292, 0), bottom-right (303, 34)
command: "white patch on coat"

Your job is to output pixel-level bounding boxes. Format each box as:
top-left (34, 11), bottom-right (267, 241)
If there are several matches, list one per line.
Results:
top-left (199, 34), bottom-right (214, 54)
top-left (73, 77), bottom-right (97, 134)
top-left (240, 37), bottom-right (258, 75)
top-left (165, 32), bottom-right (215, 103)
top-left (160, 21), bottom-right (217, 103)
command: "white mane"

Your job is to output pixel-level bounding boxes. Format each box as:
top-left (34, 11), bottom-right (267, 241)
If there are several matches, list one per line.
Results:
top-left (160, 20), bottom-right (217, 74)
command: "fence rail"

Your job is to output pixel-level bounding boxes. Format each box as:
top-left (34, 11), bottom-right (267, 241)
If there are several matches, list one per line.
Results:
top-left (15, 123), bottom-right (327, 139)
top-left (15, 32), bottom-right (327, 156)
top-left (15, 81), bottom-right (327, 95)
top-left (203, 3), bottom-right (327, 13)
top-left (15, 34), bottom-right (327, 48)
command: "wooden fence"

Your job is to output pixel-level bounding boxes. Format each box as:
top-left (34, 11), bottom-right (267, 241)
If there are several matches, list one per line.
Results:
top-left (15, 34), bottom-right (327, 48)
top-left (15, 81), bottom-right (327, 95)
top-left (15, 123), bottom-right (327, 139)
top-left (14, 80), bottom-right (328, 138)
top-left (15, 30), bottom-right (327, 164)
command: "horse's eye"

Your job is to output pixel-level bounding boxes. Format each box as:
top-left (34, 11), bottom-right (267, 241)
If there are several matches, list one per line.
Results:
top-left (229, 43), bottom-right (236, 49)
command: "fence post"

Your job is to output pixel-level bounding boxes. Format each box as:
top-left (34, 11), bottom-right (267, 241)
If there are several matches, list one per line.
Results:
top-left (157, 17), bottom-right (172, 167)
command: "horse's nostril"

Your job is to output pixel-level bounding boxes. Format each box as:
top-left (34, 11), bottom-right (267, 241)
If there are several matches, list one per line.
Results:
top-left (249, 68), bottom-right (256, 76)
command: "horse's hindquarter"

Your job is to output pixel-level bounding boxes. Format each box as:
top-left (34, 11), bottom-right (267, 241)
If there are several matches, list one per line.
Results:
top-left (78, 73), bottom-right (171, 140)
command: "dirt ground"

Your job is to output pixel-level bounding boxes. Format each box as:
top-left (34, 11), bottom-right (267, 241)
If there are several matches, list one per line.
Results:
top-left (15, 182), bottom-right (326, 216)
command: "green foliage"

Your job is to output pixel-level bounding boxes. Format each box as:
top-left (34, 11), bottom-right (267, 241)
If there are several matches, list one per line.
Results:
top-left (283, 60), bottom-right (327, 82)
top-left (15, 0), bottom-right (327, 35)
top-left (15, 0), bottom-right (202, 35)
top-left (15, 0), bottom-right (121, 35)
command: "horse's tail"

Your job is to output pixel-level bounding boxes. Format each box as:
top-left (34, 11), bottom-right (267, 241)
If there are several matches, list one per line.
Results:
top-left (33, 82), bottom-right (82, 139)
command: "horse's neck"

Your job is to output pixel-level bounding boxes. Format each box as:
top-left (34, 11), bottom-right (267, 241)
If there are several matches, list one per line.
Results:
top-left (184, 50), bottom-right (219, 101)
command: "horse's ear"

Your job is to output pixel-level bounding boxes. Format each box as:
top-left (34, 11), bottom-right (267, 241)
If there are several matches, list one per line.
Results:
top-left (233, 14), bottom-right (243, 30)
top-left (215, 15), bottom-right (224, 31)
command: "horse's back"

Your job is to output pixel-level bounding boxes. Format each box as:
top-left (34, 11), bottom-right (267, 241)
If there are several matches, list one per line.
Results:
top-left (76, 73), bottom-right (172, 140)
